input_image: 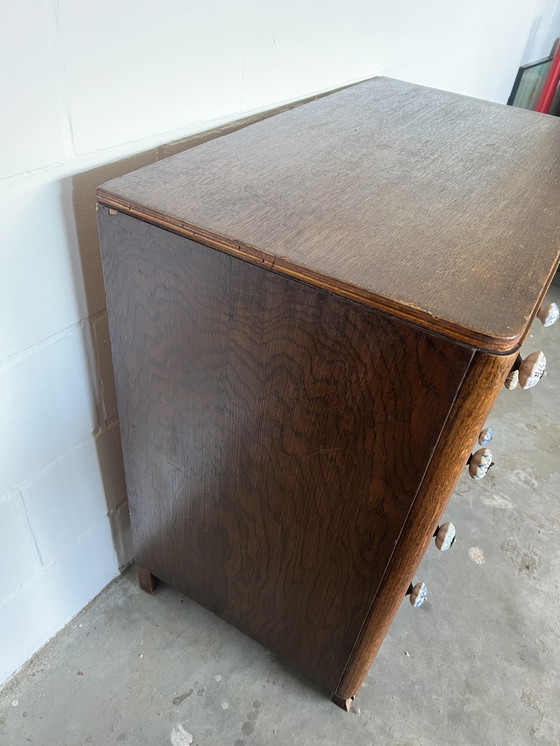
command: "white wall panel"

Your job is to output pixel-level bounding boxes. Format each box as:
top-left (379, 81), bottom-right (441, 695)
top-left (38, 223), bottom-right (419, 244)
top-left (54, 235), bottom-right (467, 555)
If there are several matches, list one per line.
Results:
top-left (0, 519), bottom-right (117, 686)
top-left (0, 327), bottom-right (97, 496)
top-left (0, 1), bottom-right (67, 178)
top-left (0, 178), bottom-right (84, 363)
top-left (22, 438), bottom-right (110, 566)
top-left (0, 493), bottom-right (40, 599)
top-left (58, 0), bottom-right (245, 153)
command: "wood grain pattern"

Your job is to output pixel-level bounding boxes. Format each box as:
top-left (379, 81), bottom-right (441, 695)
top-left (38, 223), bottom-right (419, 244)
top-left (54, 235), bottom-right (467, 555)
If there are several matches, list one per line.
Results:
top-left (333, 347), bottom-right (519, 700)
top-left (97, 77), bottom-right (560, 353)
top-left (137, 565), bottom-right (158, 595)
top-left (98, 207), bottom-right (474, 690)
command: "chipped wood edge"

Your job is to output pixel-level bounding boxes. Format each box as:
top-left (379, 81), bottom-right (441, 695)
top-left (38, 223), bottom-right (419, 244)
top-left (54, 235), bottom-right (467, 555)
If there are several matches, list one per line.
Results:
top-left (331, 693), bottom-right (355, 712)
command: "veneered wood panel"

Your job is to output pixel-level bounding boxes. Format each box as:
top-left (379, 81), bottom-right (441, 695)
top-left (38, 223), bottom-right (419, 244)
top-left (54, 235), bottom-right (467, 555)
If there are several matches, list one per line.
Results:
top-left (334, 347), bottom-right (519, 700)
top-left (97, 77), bottom-right (560, 352)
top-left (99, 208), bottom-right (473, 688)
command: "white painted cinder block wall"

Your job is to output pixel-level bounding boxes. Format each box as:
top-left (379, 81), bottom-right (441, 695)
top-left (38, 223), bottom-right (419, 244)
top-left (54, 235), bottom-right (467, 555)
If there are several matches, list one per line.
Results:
top-left (1, 0), bottom-right (559, 687)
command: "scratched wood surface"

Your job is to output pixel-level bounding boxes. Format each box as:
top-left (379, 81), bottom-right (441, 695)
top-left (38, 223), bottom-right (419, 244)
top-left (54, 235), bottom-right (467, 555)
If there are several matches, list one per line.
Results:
top-left (98, 207), bottom-right (473, 689)
top-left (97, 77), bottom-right (560, 353)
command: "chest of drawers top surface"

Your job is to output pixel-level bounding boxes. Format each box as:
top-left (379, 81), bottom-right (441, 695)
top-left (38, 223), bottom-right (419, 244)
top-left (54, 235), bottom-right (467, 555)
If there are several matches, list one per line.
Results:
top-left (98, 76), bottom-right (560, 352)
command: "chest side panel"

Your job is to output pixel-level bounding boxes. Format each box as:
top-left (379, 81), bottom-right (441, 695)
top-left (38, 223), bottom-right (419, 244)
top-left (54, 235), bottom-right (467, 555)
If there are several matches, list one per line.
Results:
top-left (98, 208), bottom-right (473, 688)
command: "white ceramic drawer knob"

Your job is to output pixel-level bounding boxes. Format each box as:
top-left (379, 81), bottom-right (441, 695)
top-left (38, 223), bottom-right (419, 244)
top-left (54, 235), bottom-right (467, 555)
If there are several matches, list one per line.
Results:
top-left (504, 368), bottom-right (519, 390)
top-left (518, 351), bottom-right (547, 389)
top-left (407, 582), bottom-right (428, 607)
top-left (478, 427), bottom-right (493, 446)
top-left (537, 302), bottom-right (559, 327)
top-left (468, 448), bottom-right (493, 479)
top-left (434, 522), bottom-right (456, 551)
top-left (504, 354), bottom-right (522, 390)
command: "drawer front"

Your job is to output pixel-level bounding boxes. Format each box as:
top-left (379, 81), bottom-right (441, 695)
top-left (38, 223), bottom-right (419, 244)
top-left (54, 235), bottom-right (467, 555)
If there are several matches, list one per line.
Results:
top-left (99, 208), bottom-right (474, 690)
top-left (335, 346), bottom-right (519, 699)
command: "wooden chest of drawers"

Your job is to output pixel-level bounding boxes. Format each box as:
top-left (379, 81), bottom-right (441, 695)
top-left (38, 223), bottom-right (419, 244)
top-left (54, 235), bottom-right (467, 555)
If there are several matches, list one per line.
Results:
top-left (97, 77), bottom-right (560, 707)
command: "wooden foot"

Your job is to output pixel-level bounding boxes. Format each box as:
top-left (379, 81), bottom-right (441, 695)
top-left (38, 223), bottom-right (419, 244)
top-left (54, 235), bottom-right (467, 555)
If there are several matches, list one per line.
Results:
top-left (331, 693), bottom-right (355, 712)
top-left (138, 565), bottom-right (160, 594)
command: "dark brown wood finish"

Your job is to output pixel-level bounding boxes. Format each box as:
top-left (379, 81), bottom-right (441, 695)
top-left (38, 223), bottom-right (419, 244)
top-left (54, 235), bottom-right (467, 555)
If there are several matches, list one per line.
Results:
top-left (97, 77), bottom-right (560, 353)
top-left (333, 347), bottom-right (519, 701)
top-left (98, 207), bottom-right (474, 689)
top-left (97, 79), bottom-right (560, 706)
top-left (137, 565), bottom-right (159, 595)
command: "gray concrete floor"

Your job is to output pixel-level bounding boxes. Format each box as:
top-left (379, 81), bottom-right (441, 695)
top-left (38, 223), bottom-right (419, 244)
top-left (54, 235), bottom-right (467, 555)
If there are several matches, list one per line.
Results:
top-left (1, 285), bottom-right (559, 746)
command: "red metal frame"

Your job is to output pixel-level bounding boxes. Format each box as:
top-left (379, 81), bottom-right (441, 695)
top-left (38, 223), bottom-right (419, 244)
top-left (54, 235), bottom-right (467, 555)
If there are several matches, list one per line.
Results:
top-left (535, 45), bottom-right (560, 113)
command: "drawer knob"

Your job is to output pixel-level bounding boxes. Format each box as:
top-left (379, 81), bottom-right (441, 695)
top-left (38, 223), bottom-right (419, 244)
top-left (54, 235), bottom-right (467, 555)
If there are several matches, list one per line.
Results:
top-left (504, 353), bottom-right (522, 390)
top-left (537, 302), bottom-right (559, 327)
top-left (478, 427), bottom-right (493, 446)
top-left (468, 448), bottom-right (493, 479)
top-left (518, 351), bottom-right (547, 389)
top-left (407, 582), bottom-right (428, 607)
top-left (434, 522), bottom-right (456, 551)
top-left (504, 368), bottom-right (519, 390)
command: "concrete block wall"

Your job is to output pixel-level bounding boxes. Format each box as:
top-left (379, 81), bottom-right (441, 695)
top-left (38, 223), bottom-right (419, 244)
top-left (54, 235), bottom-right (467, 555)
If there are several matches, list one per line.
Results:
top-left (1, 0), bottom-right (559, 687)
